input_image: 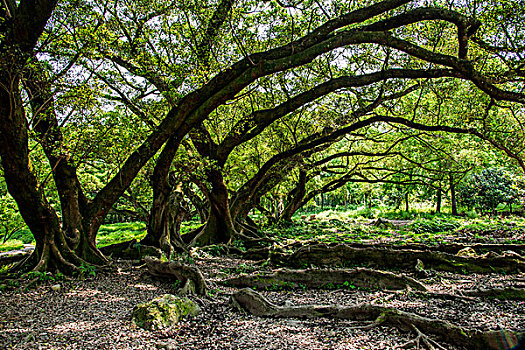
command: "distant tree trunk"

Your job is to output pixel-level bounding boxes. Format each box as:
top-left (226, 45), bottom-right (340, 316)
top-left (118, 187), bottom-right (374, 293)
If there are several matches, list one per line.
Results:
top-left (279, 170), bottom-right (307, 222)
top-left (405, 192), bottom-right (409, 212)
top-left (143, 186), bottom-right (188, 256)
top-left (436, 188), bottom-right (442, 213)
top-left (450, 174), bottom-right (458, 216)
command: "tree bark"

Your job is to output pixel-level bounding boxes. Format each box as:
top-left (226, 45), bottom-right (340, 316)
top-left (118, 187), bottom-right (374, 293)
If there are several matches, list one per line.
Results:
top-left (279, 170), bottom-right (308, 222)
top-left (436, 188), bottom-right (442, 213)
top-left (450, 173), bottom-right (458, 215)
top-left (190, 170), bottom-right (237, 246)
top-left (143, 136), bottom-right (187, 255)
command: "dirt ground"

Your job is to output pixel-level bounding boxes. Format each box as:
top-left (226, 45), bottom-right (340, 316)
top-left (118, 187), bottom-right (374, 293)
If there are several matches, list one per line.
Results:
top-left (1, 252), bottom-right (524, 350)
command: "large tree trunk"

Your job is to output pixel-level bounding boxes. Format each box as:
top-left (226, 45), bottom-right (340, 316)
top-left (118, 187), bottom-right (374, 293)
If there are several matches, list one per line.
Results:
top-left (190, 170), bottom-right (236, 246)
top-left (143, 136), bottom-right (187, 255)
top-left (0, 76), bottom-right (84, 273)
top-left (184, 186), bottom-right (208, 224)
top-left (24, 63), bottom-right (97, 261)
top-left (143, 186), bottom-right (188, 256)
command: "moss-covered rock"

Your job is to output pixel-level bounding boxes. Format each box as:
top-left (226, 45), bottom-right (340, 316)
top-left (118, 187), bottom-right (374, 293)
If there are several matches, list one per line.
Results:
top-left (456, 247), bottom-right (478, 258)
top-left (132, 294), bottom-right (200, 331)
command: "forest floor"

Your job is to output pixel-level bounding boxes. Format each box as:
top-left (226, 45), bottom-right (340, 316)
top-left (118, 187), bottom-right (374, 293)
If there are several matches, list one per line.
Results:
top-left (0, 216), bottom-right (524, 349)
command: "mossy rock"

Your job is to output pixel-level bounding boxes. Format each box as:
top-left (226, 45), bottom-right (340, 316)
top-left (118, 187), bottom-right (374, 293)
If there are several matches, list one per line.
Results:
top-left (456, 247), bottom-right (478, 258)
top-left (132, 294), bottom-right (200, 331)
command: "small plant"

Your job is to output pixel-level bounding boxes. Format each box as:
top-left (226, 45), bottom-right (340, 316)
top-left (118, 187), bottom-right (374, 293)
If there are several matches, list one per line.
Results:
top-left (342, 280), bottom-right (356, 289)
top-left (323, 282), bottom-right (336, 290)
top-left (207, 288), bottom-right (221, 297)
top-left (54, 271), bottom-right (65, 281)
top-left (172, 280), bottom-right (182, 289)
top-left (232, 240), bottom-right (247, 252)
top-left (0, 279), bottom-right (20, 291)
top-left (77, 263), bottom-right (96, 279)
top-left (25, 271), bottom-right (56, 282)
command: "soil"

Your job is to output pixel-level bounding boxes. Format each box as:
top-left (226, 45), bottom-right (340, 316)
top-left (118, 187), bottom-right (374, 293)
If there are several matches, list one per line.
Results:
top-left (1, 252), bottom-right (524, 350)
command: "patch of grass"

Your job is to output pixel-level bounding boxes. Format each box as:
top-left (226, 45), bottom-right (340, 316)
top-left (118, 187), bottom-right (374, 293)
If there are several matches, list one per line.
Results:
top-left (180, 220), bottom-right (204, 235)
top-left (0, 239), bottom-right (26, 252)
top-left (96, 222), bottom-right (147, 247)
top-left (267, 208), bottom-right (525, 246)
top-left (2, 228), bottom-right (34, 245)
top-left (409, 217), bottom-right (462, 234)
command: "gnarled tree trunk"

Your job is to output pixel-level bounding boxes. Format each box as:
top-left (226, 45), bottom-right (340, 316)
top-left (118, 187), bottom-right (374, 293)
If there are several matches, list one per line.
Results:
top-left (0, 72), bottom-right (84, 273)
top-left (190, 170), bottom-right (236, 246)
top-left (143, 136), bottom-right (188, 255)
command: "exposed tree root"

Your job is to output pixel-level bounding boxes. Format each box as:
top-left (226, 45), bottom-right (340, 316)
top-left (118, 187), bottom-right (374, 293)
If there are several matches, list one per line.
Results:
top-left (221, 268), bottom-right (428, 291)
top-left (386, 290), bottom-right (478, 302)
top-left (194, 244), bottom-right (245, 257)
top-left (144, 257), bottom-right (207, 296)
top-left (396, 325), bottom-right (448, 350)
top-left (386, 286), bottom-right (525, 303)
top-left (346, 242), bottom-right (525, 256)
top-left (462, 287), bottom-right (525, 300)
top-left (9, 239), bottom-right (93, 275)
top-left (0, 247), bottom-right (34, 267)
top-left (231, 288), bottom-right (523, 350)
top-left (99, 240), bottom-right (163, 260)
top-left (247, 244), bottom-right (525, 273)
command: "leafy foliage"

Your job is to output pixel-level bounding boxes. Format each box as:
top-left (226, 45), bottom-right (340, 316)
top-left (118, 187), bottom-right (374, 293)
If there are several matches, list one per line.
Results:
top-left (458, 168), bottom-right (524, 213)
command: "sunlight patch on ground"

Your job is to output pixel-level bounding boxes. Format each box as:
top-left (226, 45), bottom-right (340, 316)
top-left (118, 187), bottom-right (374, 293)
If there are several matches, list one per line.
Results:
top-left (65, 288), bottom-right (128, 302)
top-left (133, 283), bottom-right (158, 291)
top-left (53, 320), bottom-right (99, 333)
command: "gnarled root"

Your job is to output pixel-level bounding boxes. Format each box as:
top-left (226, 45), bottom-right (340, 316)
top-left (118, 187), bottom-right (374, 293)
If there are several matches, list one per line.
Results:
top-left (0, 247), bottom-right (34, 267)
top-left (231, 288), bottom-right (522, 350)
top-left (144, 256), bottom-right (207, 296)
top-left (261, 244), bottom-right (525, 274)
top-left (100, 240), bottom-right (163, 260)
top-left (221, 267), bottom-right (428, 291)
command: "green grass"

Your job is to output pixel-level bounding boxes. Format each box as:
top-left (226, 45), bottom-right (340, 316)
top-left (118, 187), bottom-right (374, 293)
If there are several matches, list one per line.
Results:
top-left (0, 220), bottom-right (206, 253)
top-left (267, 208), bottom-right (525, 246)
top-left (0, 239), bottom-right (26, 252)
top-left (1, 208), bottom-right (524, 254)
top-left (96, 222), bottom-right (147, 247)
top-left (180, 220), bottom-right (203, 235)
